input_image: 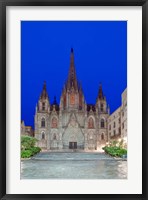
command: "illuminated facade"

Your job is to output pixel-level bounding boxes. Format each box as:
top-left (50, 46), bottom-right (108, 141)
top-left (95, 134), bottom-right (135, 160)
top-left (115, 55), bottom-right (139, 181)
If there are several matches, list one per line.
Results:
top-left (34, 48), bottom-right (127, 151)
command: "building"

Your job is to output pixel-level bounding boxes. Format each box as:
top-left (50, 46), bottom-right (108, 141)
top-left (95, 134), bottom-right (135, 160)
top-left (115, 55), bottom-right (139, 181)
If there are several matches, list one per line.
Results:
top-left (34, 48), bottom-right (127, 151)
top-left (21, 120), bottom-right (34, 137)
top-left (108, 88), bottom-right (127, 144)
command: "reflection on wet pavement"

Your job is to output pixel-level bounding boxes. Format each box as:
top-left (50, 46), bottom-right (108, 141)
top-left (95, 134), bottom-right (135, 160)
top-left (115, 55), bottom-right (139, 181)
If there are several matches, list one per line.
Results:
top-left (21, 152), bottom-right (127, 179)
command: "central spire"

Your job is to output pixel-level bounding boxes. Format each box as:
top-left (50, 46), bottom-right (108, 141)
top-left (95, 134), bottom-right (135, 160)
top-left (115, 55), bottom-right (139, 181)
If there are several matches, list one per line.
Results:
top-left (98, 83), bottom-right (104, 100)
top-left (66, 48), bottom-right (78, 91)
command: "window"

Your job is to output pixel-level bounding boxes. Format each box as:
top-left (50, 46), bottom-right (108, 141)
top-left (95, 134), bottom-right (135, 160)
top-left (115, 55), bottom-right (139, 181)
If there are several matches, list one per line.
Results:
top-left (42, 102), bottom-right (45, 111)
top-left (113, 130), bottom-right (116, 136)
top-left (88, 117), bottom-right (94, 129)
top-left (41, 118), bottom-right (45, 127)
top-left (119, 127), bottom-right (121, 134)
top-left (109, 125), bottom-right (111, 130)
top-left (119, 118), bottom-right (121, 123)
top-left (114, 122), bottom-right (116, 128)
top-left (101, 119), bottom-right (105, 128)
top-left (52, 117), bottom-right (58, 128)
top-left (101, 133), bottom-right (104, 140)
top-left (70, 94), bottom-right (75, 105)
top-left (53, 133), bottom-right (56, 140)
top-left (42, 132), bottom-right (45, 139)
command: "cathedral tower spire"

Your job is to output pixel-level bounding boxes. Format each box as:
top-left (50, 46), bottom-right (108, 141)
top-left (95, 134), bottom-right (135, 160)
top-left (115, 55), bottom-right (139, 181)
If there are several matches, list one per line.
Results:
top-left (60, 48), bottom-right (85, 111)
top-left (96, 83), bottom-right (107, 113)
top-left (98, 83), bottom-right (104, 100)
top-left (66, 48), bottom-right (78, 91)
top-left (37, 81), bottom-right (50, 112)
top-left (40, 81), bottom-right (48, 99)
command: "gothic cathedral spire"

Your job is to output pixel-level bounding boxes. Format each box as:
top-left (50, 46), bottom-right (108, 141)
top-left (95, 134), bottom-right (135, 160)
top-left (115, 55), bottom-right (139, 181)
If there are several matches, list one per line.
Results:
top-left (40, 81), bottom-right (48, 99)
top-left (96, 83), bottom-right (107, 113)
top-left (66, 48), bottom-right (78, 91)
top-left (97, 83), bottom-right (104, 100)
top-left (38, 81), bottom-right (50, 112)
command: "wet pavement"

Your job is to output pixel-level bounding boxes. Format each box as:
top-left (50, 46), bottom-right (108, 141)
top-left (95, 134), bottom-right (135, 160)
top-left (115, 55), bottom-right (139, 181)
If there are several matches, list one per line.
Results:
top-left (21, 152), bottom-right (127, 179)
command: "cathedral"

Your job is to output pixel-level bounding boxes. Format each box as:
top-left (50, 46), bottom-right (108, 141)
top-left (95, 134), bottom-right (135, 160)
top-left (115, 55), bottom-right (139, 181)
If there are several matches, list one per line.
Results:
top-left (34, 48), bottom-right (126, 151)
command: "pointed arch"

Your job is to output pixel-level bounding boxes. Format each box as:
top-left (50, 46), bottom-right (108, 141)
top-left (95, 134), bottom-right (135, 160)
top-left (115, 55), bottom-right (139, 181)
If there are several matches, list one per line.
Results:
top-left (41, 131), bottom-right (45, 139)
top-left (101, 118), bottom-right (105, 128)
top-left (53, 133), bottom-right (57, 140)
top-left (70, 93), bottom-right (75, 105)
top-left (88, 117), bottom-right (94, 129)
top-left (101, 133), bottom-right (104, 140)
top-left (51, 117), bottom-right (58, 128)
top-left (41, 117), bottom-right (45, 127)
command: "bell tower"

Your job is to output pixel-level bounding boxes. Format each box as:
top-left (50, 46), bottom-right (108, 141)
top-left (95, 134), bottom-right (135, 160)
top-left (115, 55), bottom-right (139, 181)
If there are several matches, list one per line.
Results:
top-left (95, 83), bottom-right (109, 145)
top-left (96, 83), bottom-right (108, 113)
top-left (38, 81), bottom-right (50, 113)
top-left (34, 81), bottom-right (50, 149)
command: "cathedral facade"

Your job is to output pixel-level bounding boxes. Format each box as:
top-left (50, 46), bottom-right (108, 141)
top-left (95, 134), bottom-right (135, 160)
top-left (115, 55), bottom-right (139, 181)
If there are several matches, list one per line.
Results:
top-left (34, 48), bottom-right (124, 151)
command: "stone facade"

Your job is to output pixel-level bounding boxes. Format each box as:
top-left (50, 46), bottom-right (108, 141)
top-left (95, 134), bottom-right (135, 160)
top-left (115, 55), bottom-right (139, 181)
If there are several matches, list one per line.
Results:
top-left (108, 88), bottom-right (127, 142)
top-left (34, 48), bottom-right (110, 150)
top-left (34, 48), bottom-right (127, 151)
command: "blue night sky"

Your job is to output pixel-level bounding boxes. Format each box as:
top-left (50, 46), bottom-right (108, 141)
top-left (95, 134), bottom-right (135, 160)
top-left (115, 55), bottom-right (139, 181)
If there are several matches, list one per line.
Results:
top-left (21, 21), bottom-right (127, 128)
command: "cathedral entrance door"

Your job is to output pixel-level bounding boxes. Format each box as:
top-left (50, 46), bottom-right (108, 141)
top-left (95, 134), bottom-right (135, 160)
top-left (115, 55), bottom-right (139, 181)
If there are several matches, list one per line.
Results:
top-left (69, 142), bottom-right (77, 149)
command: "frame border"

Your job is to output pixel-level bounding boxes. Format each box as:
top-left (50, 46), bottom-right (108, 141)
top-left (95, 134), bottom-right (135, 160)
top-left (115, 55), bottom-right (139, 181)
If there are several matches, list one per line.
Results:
top-left (0, 0), bottom-right (147, 199)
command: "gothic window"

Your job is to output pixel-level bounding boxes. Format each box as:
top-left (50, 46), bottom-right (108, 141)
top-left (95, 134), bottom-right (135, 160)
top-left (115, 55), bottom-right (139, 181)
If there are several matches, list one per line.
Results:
top-left (114, 122), bottom-right (116, 128)
top-left (101, 133), bottom-right (104, 140)
top-left (52, 117), bottom-right (58, 128)
top-left (41, 118), bottom-right (45, 127)
top-left (109, 125), bottom-right (111, 130)
top-left (119, 127), bottom-right (121, 134)
top-left (53, 133), bottom-right (56, 140)
top-left (70, 94), bottom-right (75, 105)
top-left (42, 102), bottom-right (45, 111)
top-left (101, 103), bottom-right (104, 112)
top-left (119, 118), bottom-right (121, 123)
top-left (42, 132), bottom-right (45, 139)
top-left (114, 130), bottom-right (116, 136)
top-left (101, 119), bottom-right (105, 128)
top-left (88, 117), bottom-right (94, 129)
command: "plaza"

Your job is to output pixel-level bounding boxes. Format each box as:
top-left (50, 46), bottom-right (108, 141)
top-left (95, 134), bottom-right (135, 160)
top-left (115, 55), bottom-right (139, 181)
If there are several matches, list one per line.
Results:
top-left (21, 152), bottom-right (127, 179)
